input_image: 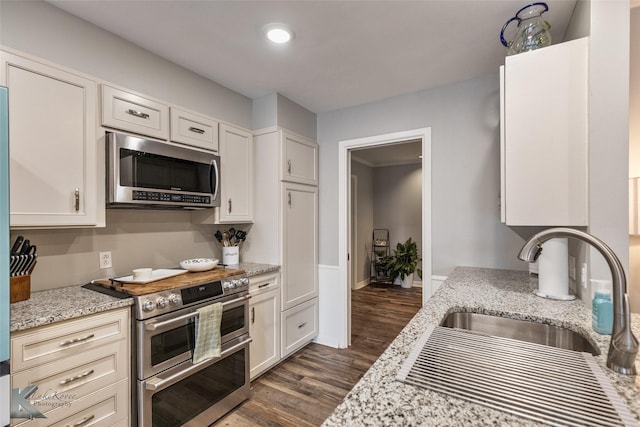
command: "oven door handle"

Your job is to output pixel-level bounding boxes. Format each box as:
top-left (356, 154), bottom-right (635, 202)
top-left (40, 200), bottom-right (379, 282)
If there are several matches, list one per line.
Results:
top-left (144, 294), bottom-right (250, 331)
top-left (144, 337), bottom-right (252, 391)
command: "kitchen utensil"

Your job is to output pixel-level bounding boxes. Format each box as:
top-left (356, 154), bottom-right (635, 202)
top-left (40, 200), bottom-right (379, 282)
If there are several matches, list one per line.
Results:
top-left (179, 258), bottom-right (219, 272)
top-left (228, 227), bottom-right (236, 239)
top-left (10, 235), bottom-right (24, 255)
top-left (19, 239), bottom-right (30, 255)
top-left (215, 230), bottom-right (223, 244)
top-left (500, 2), bottom-right (552, 56)
top-left (222, 231), bottom-right (231, 247)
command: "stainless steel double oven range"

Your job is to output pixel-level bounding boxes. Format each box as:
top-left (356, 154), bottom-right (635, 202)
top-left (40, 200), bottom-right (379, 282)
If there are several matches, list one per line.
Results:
top-left (89, 271), bottom-right (251, 426)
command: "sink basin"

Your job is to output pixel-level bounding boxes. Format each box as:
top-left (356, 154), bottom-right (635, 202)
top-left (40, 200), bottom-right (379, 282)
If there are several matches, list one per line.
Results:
top-left (440, 311), bottom-right (600, 355)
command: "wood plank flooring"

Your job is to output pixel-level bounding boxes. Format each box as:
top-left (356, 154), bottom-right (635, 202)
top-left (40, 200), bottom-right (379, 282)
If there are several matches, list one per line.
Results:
top-left (217, 284), bottom-right (422, 426)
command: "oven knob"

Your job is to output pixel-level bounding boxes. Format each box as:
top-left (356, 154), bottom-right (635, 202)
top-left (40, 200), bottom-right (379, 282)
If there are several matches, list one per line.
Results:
top-left (142, 300), bottom-right (155, 312)
top-left (168, 294), bottom-right (180, 305)
top-left (240, 278), bottom-right (249, 286)
top-left (156, 297), bottom-right (168, 309)
top-left (223, 281), bottom-right (234, 290)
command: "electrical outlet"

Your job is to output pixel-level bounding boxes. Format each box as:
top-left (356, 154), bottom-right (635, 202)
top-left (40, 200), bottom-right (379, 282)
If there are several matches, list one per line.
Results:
top-left (99, 251), bottom-right (112, 269)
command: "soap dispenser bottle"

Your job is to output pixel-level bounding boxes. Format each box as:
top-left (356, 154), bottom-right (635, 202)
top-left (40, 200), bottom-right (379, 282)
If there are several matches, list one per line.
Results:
top-left (591, 279), bottom-right (613, 335)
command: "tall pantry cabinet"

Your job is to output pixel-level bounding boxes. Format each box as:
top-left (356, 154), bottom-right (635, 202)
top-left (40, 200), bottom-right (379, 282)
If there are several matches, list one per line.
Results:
top-left (247, 128), bottom-right (319, 359)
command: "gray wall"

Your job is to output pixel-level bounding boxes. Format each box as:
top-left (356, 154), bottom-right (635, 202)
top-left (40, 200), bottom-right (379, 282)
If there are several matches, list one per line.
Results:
top-left (629, 6), bottom-right (640, 314)
top-left (1, 1), bottom-right (253, 291)
top-left (318, 75), bottom-right (528, 276)
top-left (252, 92), bottom-right (317, 140)
top-left (373, 164), bottom-right (422, 276)
top-left (0, 1), bottom-right (252, 128)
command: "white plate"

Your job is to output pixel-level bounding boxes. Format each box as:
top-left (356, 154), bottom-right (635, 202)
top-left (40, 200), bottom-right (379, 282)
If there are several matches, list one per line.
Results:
top-left (179, 258), bottom-right (219, 272)
top-left (113, 268), bottom-right (188, 284)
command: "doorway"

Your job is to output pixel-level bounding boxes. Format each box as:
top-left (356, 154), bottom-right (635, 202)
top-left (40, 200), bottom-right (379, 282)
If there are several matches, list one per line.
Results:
top-left (338, 128), bottom-right (432, 347)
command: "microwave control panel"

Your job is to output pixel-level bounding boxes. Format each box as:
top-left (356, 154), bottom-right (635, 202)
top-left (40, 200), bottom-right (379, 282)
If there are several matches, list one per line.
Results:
top-left (132, 190), bottom-right (211, 205)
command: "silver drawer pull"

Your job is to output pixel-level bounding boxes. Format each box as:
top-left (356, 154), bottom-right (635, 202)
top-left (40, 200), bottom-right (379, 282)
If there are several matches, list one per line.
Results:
top-left (59, 369), bottom-right (94, 385)
top-left (127, 108), bottom-right (150, 119)
top-left (258, 283), bottom-right (271, 289)
top-left (287, 159), bottom-right (292, 174)
top-left (60, 333), bottom-right (94, 347)
top-left (298, 322), bottom-right (307, 329)
top-left (189, 126), bottom-right (205, 134)
top-left (74, 188), bottom-right (80, 212)
top-left (66, 414), bottom-right (94, 427)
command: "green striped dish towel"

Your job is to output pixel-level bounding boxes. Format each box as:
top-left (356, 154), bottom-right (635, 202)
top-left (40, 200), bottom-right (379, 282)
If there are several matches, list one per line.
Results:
top-left (192, 302), bottom-right (223, 363)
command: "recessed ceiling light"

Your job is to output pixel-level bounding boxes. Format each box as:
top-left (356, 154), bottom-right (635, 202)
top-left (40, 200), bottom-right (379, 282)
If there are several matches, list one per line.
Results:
top-left (265, 24), bottom-right (293, 44)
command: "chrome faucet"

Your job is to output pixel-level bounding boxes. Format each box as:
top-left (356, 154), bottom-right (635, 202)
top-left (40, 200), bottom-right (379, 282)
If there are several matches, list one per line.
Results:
top-left (518, 227), bottom-right (638, 375)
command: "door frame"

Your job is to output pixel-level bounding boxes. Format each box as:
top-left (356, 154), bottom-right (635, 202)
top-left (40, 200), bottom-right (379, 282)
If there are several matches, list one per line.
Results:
top-left (338, 127), bottom-right (432, 347)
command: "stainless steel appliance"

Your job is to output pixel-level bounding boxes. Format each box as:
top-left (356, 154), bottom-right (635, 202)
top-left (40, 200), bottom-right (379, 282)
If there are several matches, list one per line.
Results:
top-left (107, 131), bottom-right (220, 209)
top-left (86, 271), bottom-right (250, 426)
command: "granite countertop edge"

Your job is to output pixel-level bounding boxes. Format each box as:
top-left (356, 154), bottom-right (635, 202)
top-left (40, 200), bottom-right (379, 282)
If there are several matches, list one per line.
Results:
top-left (10, 261), bottom-right (280, 333)
top-left (322, 266), bottom-right (640, 427)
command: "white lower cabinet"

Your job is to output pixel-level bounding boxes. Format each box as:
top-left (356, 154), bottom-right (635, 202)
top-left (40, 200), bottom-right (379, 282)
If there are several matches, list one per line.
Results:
top-left (281, 298), bottom-right (319, 359)
top-left (10, 308), bottom-right (130, 426)
top-left (249, 272), bottom-right (280, 380)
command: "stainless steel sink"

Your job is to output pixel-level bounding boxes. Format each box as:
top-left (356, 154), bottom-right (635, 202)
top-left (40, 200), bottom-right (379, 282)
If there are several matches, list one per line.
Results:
top-left (440, 311), bottom-right (600, 355)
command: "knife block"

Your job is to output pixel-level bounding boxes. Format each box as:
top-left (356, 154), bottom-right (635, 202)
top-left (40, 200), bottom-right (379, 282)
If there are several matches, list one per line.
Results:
top-left (10, 275), bottom-right (31, 303)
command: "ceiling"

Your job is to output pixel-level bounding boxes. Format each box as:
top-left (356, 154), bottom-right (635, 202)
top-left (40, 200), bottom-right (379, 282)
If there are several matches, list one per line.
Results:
top-left (48, 0), bottom-right (578, 114)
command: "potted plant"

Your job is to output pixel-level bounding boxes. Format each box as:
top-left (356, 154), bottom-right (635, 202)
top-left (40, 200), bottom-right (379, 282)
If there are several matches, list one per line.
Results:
top-left (381, 237), bottom-right (421, 288)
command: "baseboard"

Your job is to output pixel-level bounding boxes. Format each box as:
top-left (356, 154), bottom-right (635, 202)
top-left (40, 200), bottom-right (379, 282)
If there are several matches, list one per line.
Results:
top-left (353, 279), bottom-right (368, 290)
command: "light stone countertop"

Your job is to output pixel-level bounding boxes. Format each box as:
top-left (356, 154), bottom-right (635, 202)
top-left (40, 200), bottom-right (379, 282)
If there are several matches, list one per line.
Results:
top-left (10, 261), bottom-right (279, 333)
top-left (322, 266), bottom-right (640, 426)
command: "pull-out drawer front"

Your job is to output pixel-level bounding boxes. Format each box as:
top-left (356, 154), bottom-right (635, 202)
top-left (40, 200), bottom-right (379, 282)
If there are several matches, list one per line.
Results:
top-left (170, 107), bottom-right (219, 151)
top-left (102, 84), bottom-right (169, 140)
top-left (11, 339), bottom-right (127, 418)
top-left (281, 297), bottom-right (318, 358)
top-left (11, 309), bottom-right (129, 372)
top-left (12, 379), bottom-right (128, 427)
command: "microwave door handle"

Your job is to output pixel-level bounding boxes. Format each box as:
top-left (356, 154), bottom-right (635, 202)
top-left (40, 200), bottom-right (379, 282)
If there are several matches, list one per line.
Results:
top-left (210, 159), bottom-right (219, 202)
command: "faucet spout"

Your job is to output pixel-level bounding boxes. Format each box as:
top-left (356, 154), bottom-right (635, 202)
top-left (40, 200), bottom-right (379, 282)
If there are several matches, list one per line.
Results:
top-left (518, 227), bottom-right (638, 375)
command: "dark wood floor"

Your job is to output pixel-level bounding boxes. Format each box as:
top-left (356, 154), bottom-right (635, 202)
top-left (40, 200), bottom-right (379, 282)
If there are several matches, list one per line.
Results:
top-left (217, 284), bottom-right (422, 426)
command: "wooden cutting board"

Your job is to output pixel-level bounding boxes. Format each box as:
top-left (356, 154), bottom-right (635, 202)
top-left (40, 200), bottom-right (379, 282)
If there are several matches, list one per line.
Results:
top-left (92, 267), bottom-right (245, 296)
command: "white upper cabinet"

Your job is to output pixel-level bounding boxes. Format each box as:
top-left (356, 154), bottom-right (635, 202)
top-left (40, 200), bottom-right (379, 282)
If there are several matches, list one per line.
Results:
top-left (501, 37), bottom-right (588, 226)
top-left (101, 84), bottom-right (169, 140)
top-left (218, 123), bottom-right (253, 223)
top-left (170, 107), bottom-right (219, 152)
top-left (281, 131), bottom-right (318, 186)
top-left (0, 50), bottom-right (99, 227)
top-left (191, 122), bottom-right (254, 224)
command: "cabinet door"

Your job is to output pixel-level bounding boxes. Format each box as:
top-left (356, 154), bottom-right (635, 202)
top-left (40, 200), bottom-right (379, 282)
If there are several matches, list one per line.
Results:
top-left (249, 287), bottom-right (280, 380)
top-left (502, 38), bottom-right (588, 226)
top-left (0, 51), bottom-right (98, 227)
top-left (281, 132), bottom-right (318, 186)
top-left (281, 297), bottom-right (318, 358)
top-left (102, 84), bottom-right (169, 140)
top-left (281, 183), bottom-right (318, 310)
top-left (170, 107), bottom-right (219, 152)
top-left (219, 123), bottom-right (253, 223)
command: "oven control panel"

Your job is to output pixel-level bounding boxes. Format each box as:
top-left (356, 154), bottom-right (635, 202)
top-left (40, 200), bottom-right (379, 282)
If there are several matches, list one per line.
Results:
top-left (134, 274), bottom-right (249, 320)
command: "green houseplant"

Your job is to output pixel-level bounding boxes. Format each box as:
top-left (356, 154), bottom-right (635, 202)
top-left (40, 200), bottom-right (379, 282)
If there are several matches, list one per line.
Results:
top-left (380, 237), bottom-right (421, 288)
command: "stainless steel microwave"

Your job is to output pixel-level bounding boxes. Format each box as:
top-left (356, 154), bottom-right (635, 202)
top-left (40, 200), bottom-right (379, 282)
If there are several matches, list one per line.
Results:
top-left (106, 132), bottom-right (220, 209)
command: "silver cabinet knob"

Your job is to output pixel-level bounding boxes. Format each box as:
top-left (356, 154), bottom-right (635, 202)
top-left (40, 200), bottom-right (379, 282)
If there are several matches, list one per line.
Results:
top-left (142, 300), bottom-right (155, 312)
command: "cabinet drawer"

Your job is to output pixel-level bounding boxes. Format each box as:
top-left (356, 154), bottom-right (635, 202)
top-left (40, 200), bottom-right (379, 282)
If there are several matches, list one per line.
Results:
top-left (170, 107), bottom-right (219, 151)
top-left (12, 379), bottom-right (128, 427)
top-left (11, 309), bottom-right (129, 372)
top-left (281, 297), bottom-right (318, 358)
top-left (102, 84), bottom-right (169, 139)
top-left (249, 272), bottom-right (280, 295)
top-left (11, 339), bottom-right (127, 418)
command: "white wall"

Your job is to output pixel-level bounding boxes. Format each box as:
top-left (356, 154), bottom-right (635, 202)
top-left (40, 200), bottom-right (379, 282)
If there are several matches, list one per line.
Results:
top-left (350, 160), bottom-right (374, 284)
top-left (318, 75), bottom-right (528, 276)
top-left (373, 163), bottom-right (422, 275)
top-left (251, 92), bottom-right (317, 140)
